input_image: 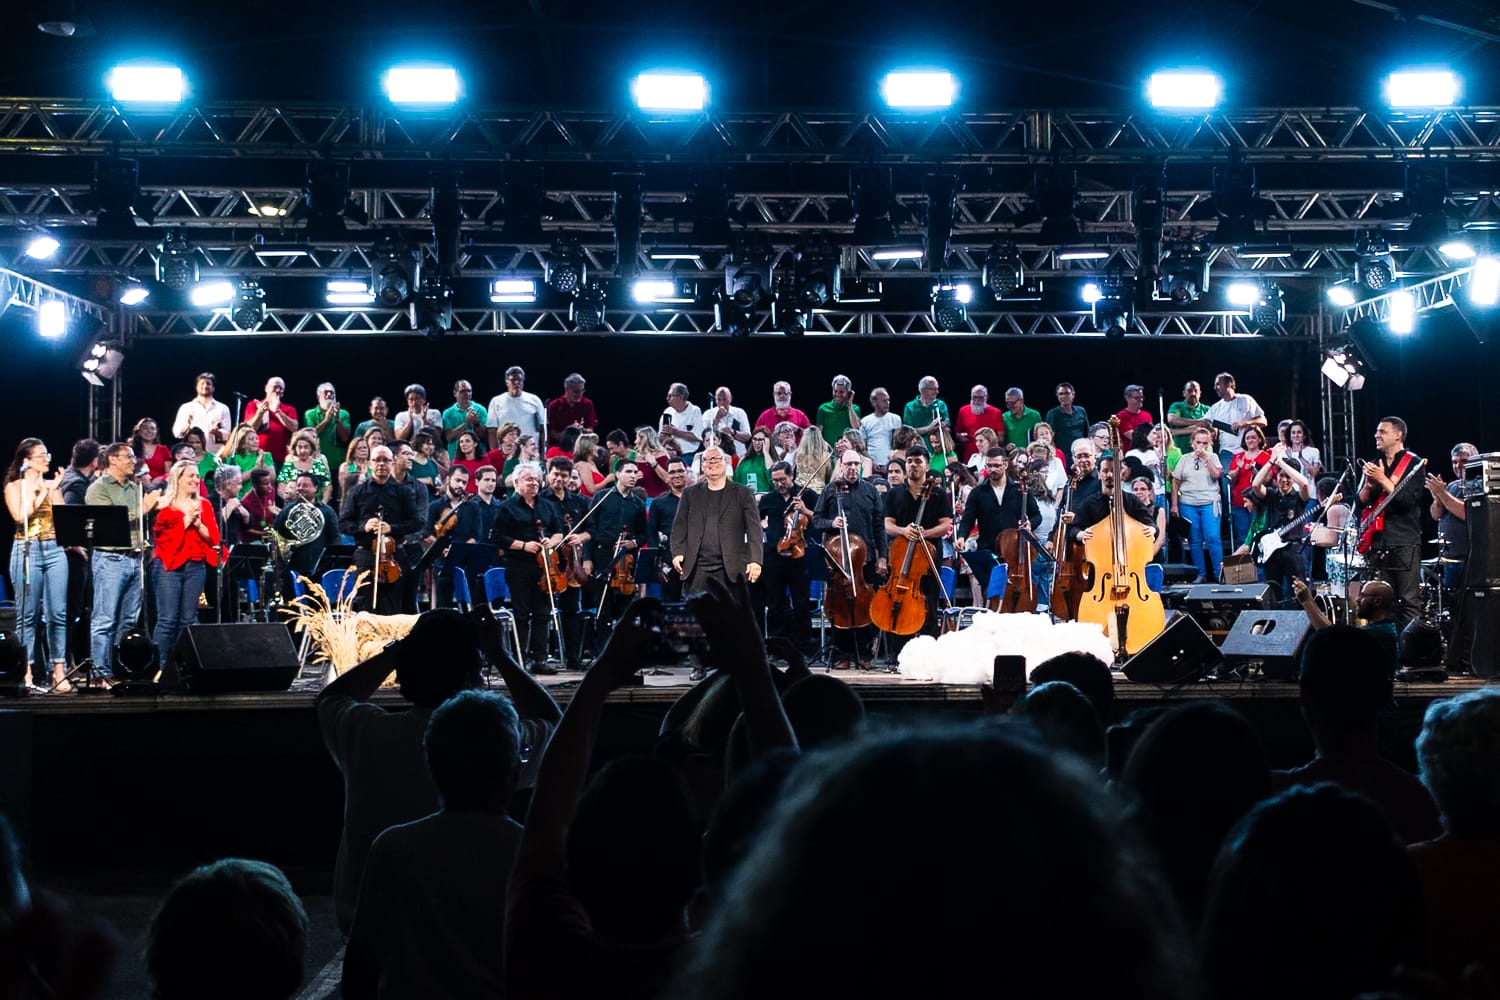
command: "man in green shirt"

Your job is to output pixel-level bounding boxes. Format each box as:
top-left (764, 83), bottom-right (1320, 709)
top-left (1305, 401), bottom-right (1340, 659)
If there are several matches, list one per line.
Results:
top-left (902, 376), bottom-right (950, 441)
top-left (815, 374), bottom-right (862, 446)
top-left (304, 382), bottom-right (351, 463)
top-left (86, 442), bottom-right (163, 676)
top-left (1001, 387), bottom-right (1042, 446)
top-left (1166, 380), bottom-right (1211, 453)
top-left (441, 379), bottom-right (487, 458)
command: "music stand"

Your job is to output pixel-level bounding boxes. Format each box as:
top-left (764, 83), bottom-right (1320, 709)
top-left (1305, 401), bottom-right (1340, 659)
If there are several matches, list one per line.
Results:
top-left (50, 505), bottom-right (132, 692)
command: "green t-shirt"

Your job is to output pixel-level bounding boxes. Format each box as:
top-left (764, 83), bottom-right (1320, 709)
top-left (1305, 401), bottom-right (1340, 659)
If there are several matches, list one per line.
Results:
top-left (902, 397), bottom-right (950, 433)
top-left (231, 452), bottom-right (276, 496)
top-left (816, 400), bottom-right (861, 447)
top-left (441, 403), bottom-right (487, 457)
top-left (734, 454), bottom-right (768, 493)
top-left (303, 407), bottom-right (351, 466)
top-left (1167, 401), bottom-right (1210, 453)
top-left (1002, 407), bottom-right (1043, 446)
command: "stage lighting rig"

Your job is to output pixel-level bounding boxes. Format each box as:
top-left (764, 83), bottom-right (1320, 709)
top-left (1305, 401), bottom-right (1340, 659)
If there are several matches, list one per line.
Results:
top-left (78, 339), bottom-right (124, 387)
top-left (410, 278), bottom-right (453, 340)
top-left (1091, 271), bottom-right (1134, 338)
top-left (155, 228), bottom-right (198, 290)
top-left (232, 281), bottom-right (267, 331)
top-left (1355, 231), bottom-right (1396, 290)
top-left (983, 243), bottom-right (1024, 298)
top-left (1210, 159), bottom-right (1266, 245)
top-left (570, 283), bottom-right (607, 332)
top-left (1157, 243), bottom-right (1210, 303)
top-left (299, 161), bottom-right (369, 241)
top-left (546, 235), bottom-right (585, 295)
top-left (371, 231), bottom-right (419, 307)
top-left (930, 281), bottom-right (972, 331)
top-left (1321, 344), bottom-right (1366, 390)
top-left (718, 240), bottom-right (772, 337)
top-left (1250, 283), bottom-right (1284, 330)
top-left (1033, 166), bottom-right (1083, 246)
top-left (771, 242), bottom-right (841, 338)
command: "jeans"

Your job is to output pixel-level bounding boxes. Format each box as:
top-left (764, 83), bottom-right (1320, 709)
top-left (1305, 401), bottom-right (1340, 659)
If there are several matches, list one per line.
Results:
top-left (90, 551), bottom-right (144, 675)
top-left (152, 559), bottom-right (206, 668)
top-left (1031, 555), bottom-right (1055, 611)
top-left (8, 538), bottom-right (68, 672)
top-left (1230, 505), bottom-right (1254, 552)
top-left (1180, 502), bottom-right (1224, 580)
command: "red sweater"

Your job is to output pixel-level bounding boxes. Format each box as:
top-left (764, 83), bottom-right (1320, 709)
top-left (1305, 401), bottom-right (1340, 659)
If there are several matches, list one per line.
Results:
top-left (154, 499), bottom-right (222, 570)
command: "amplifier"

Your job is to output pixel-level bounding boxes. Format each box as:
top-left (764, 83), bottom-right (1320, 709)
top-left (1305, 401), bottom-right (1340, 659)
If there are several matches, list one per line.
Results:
top-left (1181, 583), bottom-right (1274, 633)
top-left (1463, 453), bottom-right (1500, 498)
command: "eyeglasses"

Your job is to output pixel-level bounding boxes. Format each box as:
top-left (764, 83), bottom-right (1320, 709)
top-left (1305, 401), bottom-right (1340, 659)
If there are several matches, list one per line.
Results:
top-left (702, 457), bottom-right (725, 465)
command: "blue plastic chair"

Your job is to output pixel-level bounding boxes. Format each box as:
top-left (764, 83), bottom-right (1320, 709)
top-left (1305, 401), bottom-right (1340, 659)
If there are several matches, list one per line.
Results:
top-left (480, 567), bottom-right (523, 660)
top-left (452, 570), bottom-right (474, 607)
top-left (985, 562), bottom-right (1009, 602)
top-left (939, 565), bottom-right (956, 601)
top-left (245, 577), bottom-right (260, 607)
top-left (1145, 563), bottom-right (1164, 594)
top-left (0, 577), bottom-right (9, 602)
top-left (321, 569), bottom-right (356, 603)
top-left (483, 567), bottom-right (511, 604)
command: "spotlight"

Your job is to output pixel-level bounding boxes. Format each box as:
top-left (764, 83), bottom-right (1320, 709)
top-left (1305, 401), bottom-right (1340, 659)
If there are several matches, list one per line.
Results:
top-left (1081, 282), bottom-right (1103, 304)
top-left (930, 281), bottom-right (972, 331)
top-left (1326, 280), bottom-right (1358, 308)
top-left (1090, 273), bottom-right (1133, 337)
top-left (546, 236), bottom-right (585, 294)
top-left (1251, 283), bottom-right (1284, 330)
top-left (631, 278), bottom-right (677, 304)
top-left (429, 169), bottom-right (462, 277)
top-left (490, 278), bottom-right (538, 304)
top-left (300, 161), bottom-right (369, 241)
top-left (632, 72), bottom-right (708, 112)
top-left (880, 71), bottom-right (957, 110)
top-left (1057, 248), bottom-right (1110, 262)
top-left (1404, 164), bottom-right (1452, 244)
top-left (1225, 281), bottom-right (1261, 307)
top-left (870, 247), bottom-right (924, 262)
top-left (923, 173), bottom-right (959, 271)
top-left (114, 630), bottom-right (159, 692)
top-left (79, 339), bottom-right (125, 386)
top-left (83, 156), bottom-right (156, 236)
top-left (410, 279), bottom-right (454, 340)
top-left (718, 241), bottom-right (771, 337)
top-left (1321, 344), bottom-right (1366, 390)
top-left (1438, 240), bottom-right (1475, 261)
top-left (383, 65), bottom-right (460, 106)
top-left (25, 234), bottom-right (60, 260)
top-left (1355, 231), bottom-right (1396, 290)
top-left (1470, 257), bottom-right (1500, 306)
top-left (1388, 290), bottom-right (1416, 334)
top-left (119, 281), bottom-right (149, 306)
top-left (326, 278), bottom-right (375, 306)
top-left (570, 283), bottom-right (607, 332)
top-left (370, 231), bottom-right (419, 307)
top-left (1385, 70), bottom-right (1459, 109)
top-left (683, 165), bottom-right (738, 248)
top-left (189, 280), bottom-right (235, 307)
top-left (38, 300), bottom-right (66, 338)
top-left (155, 228), bottom-right (198, 290)
top-left (107, 64), bottom-right (184, 104)
top-left (982, 243), bottom-right (1024, 298)
top-left (1157, 243), bottom-right (1209, 303)
top-left (772, 241), bottom-right (841, 336)
top-left (1147, 70), bottom-right (1222, 110)
top-left (232, 280), bottom-right (266, 330)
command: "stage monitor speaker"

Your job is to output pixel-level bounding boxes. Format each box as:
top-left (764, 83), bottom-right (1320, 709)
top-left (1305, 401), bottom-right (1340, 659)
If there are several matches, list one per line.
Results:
top-left (162, 623), bottom-right (299, 694)
top-left (1122, 613), bottom-right (1223, 685)
top-left (1463, 588), bottom-right (1500, 678)
top-left (1181, 582), bottom-right (1274, 632)
top-left (1464, 496), bottom-right (1500, 588)
top-left (1221, 610), bottom-right (1315, 680)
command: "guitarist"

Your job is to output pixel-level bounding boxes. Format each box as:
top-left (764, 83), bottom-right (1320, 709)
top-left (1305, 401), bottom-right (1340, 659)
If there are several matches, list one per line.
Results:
top-left (882, 446), bottom-right (954, 642)
top-left (1237, 447), bottom-right (1311, 606)
top-left (1357, 417), bottom-right (1424, 627)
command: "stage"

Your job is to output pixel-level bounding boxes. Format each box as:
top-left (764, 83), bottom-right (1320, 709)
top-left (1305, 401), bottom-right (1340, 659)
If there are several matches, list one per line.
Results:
top-left (0, 664), bottom-right (1482, 882)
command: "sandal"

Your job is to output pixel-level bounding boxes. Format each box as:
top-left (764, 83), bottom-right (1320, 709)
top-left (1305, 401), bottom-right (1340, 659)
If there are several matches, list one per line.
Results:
top-left (50, 678), bottom-right (74, 694)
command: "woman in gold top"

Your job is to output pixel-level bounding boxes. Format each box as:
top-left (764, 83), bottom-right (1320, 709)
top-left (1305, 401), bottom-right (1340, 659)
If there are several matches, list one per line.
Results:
top-left (4, 438), bottom-right (70, 692)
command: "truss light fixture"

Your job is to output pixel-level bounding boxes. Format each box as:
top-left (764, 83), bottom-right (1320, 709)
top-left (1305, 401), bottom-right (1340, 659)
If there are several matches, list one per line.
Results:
top-left (38, 300), bottom-right (66, 339)
top-left (371, 232), bottom-right (419, 307)
top-left (119, 281), bottom-right (149, 306)
top-left (1385, 70), bottom-right (1460, 109)
top-left (1093, 291), bottom-right (1132, 338)
top-left (982, 243), bottom-right (1024, 298)
top-left (570, 283), bottom-right (607, 332)
top-left (930, 281), bottom-right (972, 331)
top-left (1388, 289), bottom-right (1416, 334)
top-left (248, 203), bottom-right (288, 218)
top-left (1057, 247), bottom-right (1110, 262)
top-left (411, 279), bottom-right (454, 340)
top-left (719, 241), bottom-right (772, 336)
top-left (1251, 283), bottom-right (1285, 330)
top-left (1321, 345), bottom-right (1366, 390)
top-left (1438, 239), bottom-right (1476, 261)
top-left (880, 70), bottom-right (957, 110)
top-left (490, 162), bottom-right (548, 243)
top-left (79, 340), bottom-right (124, 387)
top-left (1081, 282), bottom-right (1104, 305)
top-left (25, 234), bottom-right (60, 260)
top-left (1326, 280), bottom-right (1358, 308)
top-left (612, 173), bottom-right (645, 278)
top-left (1157, 244), bottom-right (1209, 303)
top-left (923, 173), bottom-right (959, 271)
top-left (773, 242), bottom-right (841, 332)
top-left (869, 247), bottom-right (924, 262)
top-left (155, 228), bottom-right (198, 290)
top-left (490, 278), bottom-right (538, 304)
top-left (189, 280), bottom-right (235, 308)
top-left (326, 278), bottom-right (375, 306)
top-left (232, 281), bottom-right (267, 330)
top-left (107, 64), bottom-right (185, 104)
top-left (1470, 257), bottom-right (1500, 306)
top-left (546, 236), bottom-right (585, 294)
top-left (850, 167), bottom-right (905, 246)
top-left (1354, 231), bottom-right (1396, 290)
top-left (1211, 160), bottom-right (1263, 245)
top-left (1147, 70), bottom-right (1222, 110)
top-left (649, 248), bottom-right (704, 261)
top-left (631, 278), bottom-right (678, 304)
top-left (1225, 280), bottom-right (1261, 307)
top-left (383, 65), bottom-right (460, 106)
top-left (1236, 245), bottom-right (1295, 261)
top-left (839, 278), bottom-right (884, 304)
top-left (632, 72), bottom-right (708, 112)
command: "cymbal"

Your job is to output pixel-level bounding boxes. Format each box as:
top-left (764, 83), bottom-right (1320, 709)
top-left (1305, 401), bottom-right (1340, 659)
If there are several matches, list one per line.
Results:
top-left (1421, 557), bottom-right (1464, 567)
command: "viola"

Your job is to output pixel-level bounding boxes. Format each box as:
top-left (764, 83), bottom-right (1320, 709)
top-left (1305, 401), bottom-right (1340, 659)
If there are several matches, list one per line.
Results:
top-left (777, 486), bottom-right (811, 559)
top-left (869, 478), bottom-right (938, 636)
top-left (1076, 417), bottom-right (1164, 655)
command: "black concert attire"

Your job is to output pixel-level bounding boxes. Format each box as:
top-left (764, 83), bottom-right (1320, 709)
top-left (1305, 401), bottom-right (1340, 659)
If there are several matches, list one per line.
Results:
top-left (1070, 473), bottom-right (1102, 508)
top-left (757, 485), bottom-right (821, 643)
top-left (813, 479), bottom-right (888, 664)
top-left (647, 490), bottom-right (684, 603)
top-left (59, 468), bottom-right (95, 659)
top-left (339, 477), bottom-right (422, 614)
top-left (1068, 490), bottom-right (1154, 541)
top-left (446, 495), bottom-right (502, 608)
top-left (883, 481), bottom-right (956, 638)
top-left (1250, 485), bottom-right (1308, 607)
top-left (542, 487), bottom-right (592, 669)
top-left (272, 498), bottom-right (340, 597)
top-left (491, 494), bottom-right (564, 669)
top-left (1357, 449), bottom-right (1424, 628)
top-left (392, 474), bottom-right (430, 613)
top-left (1437, 477), bottom-right (1475, 672)
top-left (422, 492), bottom-right (468, 608)
top-left (957, 477), bottom-right (1042, 598)
top-left (589, 487), bottom-right (649, 625)
top-left (207, 490), bottom-right (257, 621)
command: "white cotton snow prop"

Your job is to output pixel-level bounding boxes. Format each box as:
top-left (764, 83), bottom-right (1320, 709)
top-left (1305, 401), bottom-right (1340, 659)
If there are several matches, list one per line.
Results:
top-left (896, 611), bottom-right (1116, 684)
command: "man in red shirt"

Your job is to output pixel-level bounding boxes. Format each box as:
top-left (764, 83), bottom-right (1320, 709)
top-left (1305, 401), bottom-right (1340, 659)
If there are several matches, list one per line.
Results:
top-left (753, 381), bottom-right (811, 437)
top-left (545, 373), bottom-right (597, 447)
top-left (953, 385), bottom-right (1007, 461)
top-left (245, 376), bottom-right (300, 464)
top-left (1115, 384), bottom-right (1154, 439)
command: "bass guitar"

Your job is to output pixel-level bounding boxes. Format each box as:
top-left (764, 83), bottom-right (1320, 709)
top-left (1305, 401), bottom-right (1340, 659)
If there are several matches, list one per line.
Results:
top-left (1356, 458), bottom-right (1427, 554)
top-left (1250, 491), bottom-right (1342, 566)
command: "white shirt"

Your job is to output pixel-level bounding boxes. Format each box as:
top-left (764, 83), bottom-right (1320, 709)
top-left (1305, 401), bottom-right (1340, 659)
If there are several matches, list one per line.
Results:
top-left (1292, 445), bottom-right (1321, 475)
top-left (486, 391), bottom-right (546, 440)
top-left (393, 409), bottom-right (443, 439)
top-left (860, 410), bottom-right (903, 467)
top-left (1206, 393), bottom-right (1264, 453)
top-left (661, 403), bottom-right (705, 455)
top-left (708, 405), bottom-right (752, 457)
top-left (172, 398), bottom-right (232, 449)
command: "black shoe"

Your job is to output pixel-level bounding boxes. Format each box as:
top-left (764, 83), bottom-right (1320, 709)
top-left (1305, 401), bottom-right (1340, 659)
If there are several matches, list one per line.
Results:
top-left (528, 661), bottom-right (559, 676)
top-left (688, 666), bottom-right (707, 682)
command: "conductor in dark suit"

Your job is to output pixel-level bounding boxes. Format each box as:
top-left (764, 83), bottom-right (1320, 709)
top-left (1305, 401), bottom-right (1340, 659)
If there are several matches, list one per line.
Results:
top-left (670, 446), bottom-right (763, 593)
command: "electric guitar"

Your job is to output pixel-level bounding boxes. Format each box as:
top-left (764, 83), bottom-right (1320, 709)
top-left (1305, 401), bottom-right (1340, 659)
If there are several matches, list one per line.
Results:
top-left (1356, 457), bottom-right (1427, 554)
top-left (1250, 491), bottom-right (1342, 566)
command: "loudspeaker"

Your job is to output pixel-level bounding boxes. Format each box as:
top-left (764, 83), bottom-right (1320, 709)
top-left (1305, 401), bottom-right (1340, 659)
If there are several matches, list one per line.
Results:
top-left (162, 623), bottom-right (299, 694)
top-left (1463, 588), bottom-right (1500, 678)
top-left (1221, 609), bottom-right (1315, 680)
top-left (1464, 496), bottom-right (1500, 588)
top-left (1181, 582), bottom-right (1274, 632)
top-left (1123, 613), bottom-right (1223, 684)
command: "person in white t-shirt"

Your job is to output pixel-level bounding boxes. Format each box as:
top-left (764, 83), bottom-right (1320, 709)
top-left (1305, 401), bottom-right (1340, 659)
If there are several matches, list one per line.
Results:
top-left (487, 366), bottom-right (546, 448)
top-left (860, 387), bottom-right (903, 468)
top-left (172, 372), bottom-right (233, 451)
top-left (706, 385), bottom-right (752, 457)
top-left (659, 382), bottom-right (706, 456)
top-left (1205, 371), bottom-right (1267, 511)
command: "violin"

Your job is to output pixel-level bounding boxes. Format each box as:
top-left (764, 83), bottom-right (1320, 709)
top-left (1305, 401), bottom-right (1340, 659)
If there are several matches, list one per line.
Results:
top-left (372, 506), bottom-right (402, 585)
top-left (1050, 465), bottom-right (1088, 620)
top-left (432, 493), bottom-right (471, 538)
top-left (1076, 417), bottom-right (1165, 655)
top-left (557, 513), bottom-right (589, 588)
top-left (609, 530), bottom-right (637, 595)
top-left (824, 485), bottom-right (873, 630)
top-left (776, 479), bottom-right (811, 559)
top-left (869, 478), bottom-right (938, 636)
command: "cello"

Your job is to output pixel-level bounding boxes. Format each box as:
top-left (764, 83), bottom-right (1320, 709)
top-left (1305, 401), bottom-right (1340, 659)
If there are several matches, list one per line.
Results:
top-left (994, 522), bottom-right (1038, 613)
top-left (1049, 464), bottom-right (1089, 620)
top-left (1076, 418), bottom-right (1165, 655)
top-left (869, 478), bottom-right (938, 636)
top-left (824, 483), bottom-right (874, 630)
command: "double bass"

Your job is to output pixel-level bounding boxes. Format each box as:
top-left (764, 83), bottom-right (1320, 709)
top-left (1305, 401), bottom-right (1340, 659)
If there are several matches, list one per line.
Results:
top-left (869, 479), bottom-right (938, 636)
top-left (1076, 418), bottom-right (1165, 655)
top-left (824, 484), bottom-right (873, 629)
top-left (1049, 465), bottom-right (1089, 620)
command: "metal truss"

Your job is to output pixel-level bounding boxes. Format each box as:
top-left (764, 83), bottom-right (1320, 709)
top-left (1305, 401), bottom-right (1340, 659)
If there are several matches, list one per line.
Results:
top-left (127, 305), bottom-right (1323, 340)
top-left (0, 266), bottom-right (111, 324)
top-left (1339, 268), bottom-right (1480, 325)
top-left (4, 100), bottom-right (1500, 163)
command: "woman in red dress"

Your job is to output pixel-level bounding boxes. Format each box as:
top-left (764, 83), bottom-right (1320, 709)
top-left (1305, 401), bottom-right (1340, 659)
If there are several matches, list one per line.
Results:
top-left (151, 460), bottom-right (221, 666)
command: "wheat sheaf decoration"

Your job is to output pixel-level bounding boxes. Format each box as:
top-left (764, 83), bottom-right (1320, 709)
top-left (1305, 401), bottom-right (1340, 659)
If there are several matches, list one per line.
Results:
top-left (281, 573), bottom-right (420, 678)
